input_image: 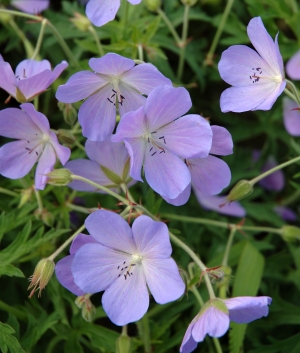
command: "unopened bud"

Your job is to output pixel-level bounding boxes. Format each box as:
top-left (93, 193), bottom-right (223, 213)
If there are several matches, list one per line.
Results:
top-left (281, 225), bottom-right (300, 242)
top-left (28, 258), bottom-right (55, 298)
top-left (16, 87), bottom-right (27, 103)
top-left (75, 294), bottom-right (96, 322)
top-left (116, 335), bottom-right (132, 353)
top-left (145, 0), bottom-right (161, 11)
top-left (181, 0), bottom-right (198, 5)
top-left (47, 168), bottom-right (72, 186)
top-left (70, 12), bottom-right (91, 32)
top-left (41, 209), bottom-right (54, 227)
top-left (226, 180), bottom-right (253, 202)
top-left (58, 102), bottom-right (77, 126)
top-left (0, 7), bottom-right (12, 24)
top-left (18, 187), bottom-right (33, 208)
top-left (57, 129), bottom-right (76, 145)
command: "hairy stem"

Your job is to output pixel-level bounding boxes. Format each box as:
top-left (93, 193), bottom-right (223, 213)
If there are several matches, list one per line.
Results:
top-left (177, 4), bottom-right (190, 80)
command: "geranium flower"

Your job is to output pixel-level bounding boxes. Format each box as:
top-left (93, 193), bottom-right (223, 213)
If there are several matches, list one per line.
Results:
top-left (56, 53), bottom-right (171, 141)
top-left (162, 125), bottom-right (233, 206)
top-left (65, 138), bottom-right (137, 192)
top-left (286, 50), bottom-right (300, 80)
top-left (0, 103), bottom-right (70, 189)
top-left (112, 85), bottom-right (213, 200)
top-left (218, 16), bottom-right (286, 112)
top-left (11, 0), bottom-right (49, 14)
top-left (85, 0), bottom-right (142, 27)
top-left (0, 56), bottom-right (68, 103)
top-left (56, 210), bottom-right (185, 325)
top-left (180, 296), bottom-right (272, 353)
top-left (283, 97), bottom-right (300, 136)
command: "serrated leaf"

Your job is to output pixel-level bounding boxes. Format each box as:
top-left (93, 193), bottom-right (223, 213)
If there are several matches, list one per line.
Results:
top-left (0, 322), bottom-right (25, 353)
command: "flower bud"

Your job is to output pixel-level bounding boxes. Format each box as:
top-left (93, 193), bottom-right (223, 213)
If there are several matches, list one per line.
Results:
top-left (75, 295), bottom-right (96, 322)
top-left (281, 225), bottom-right (300, 242)
top-left (58, 102), bottom-right (77, 126)
top-left (226, 180), bottom-right (253, 202)
top-left (46, 168), bottom-right (72, 186)
top-left (145, 0), bottom-right (161, 11)
top-left (70, 12), bottom-right (91, 32)
top-left (116, 335), bottom-right (132, 353)
top-left (28, 258), bottom-right (55, 298)
top-left (15, 87), bottom-right (27, 103)
top-left (18, 187), bottom-right (33, 208)
top-left (181, 0), bottom-right (198, 5)
top-left (0, 7), bottom-right (12, 24)
top-left (57, 129), bottom-right (76, 145)
top-left (41, 209), bottom-right (55, 227)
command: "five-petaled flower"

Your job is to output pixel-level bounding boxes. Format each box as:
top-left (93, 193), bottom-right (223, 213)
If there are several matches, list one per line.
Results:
top-left (56, 210), bottom-right (185, 325)
top-left (0, 103), bottom-right (70, 190)
top-left (218, 16), bottom-right (286, 112)
top-left (0, 56), bottom-right (68, 103)
top-left (85, 0), bottom-right (142, 27)
top-left (180, 296), bottom-right (272, 353)
top-left (112, 85), bottom-right (213, 200)
top-left (56, 53), bottom-right (171, 141)
top-left (65, 138), bottom-right (136, 192)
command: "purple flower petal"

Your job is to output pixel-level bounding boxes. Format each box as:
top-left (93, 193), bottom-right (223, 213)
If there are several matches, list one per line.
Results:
top-left (286, 50), bottom-right (300, 80)
top-left (66, 159), bottom-right (112, 192)
top-left (118, 82), bottom-right (147, 118)
top-left (274, 206), bottom-right (297, 222)
top-left (157, 114), bottom-right (212, 159)
top-left (259, 156), bottom-right (284, 191)
top-left (132, 216), bottom-right (172, 258)
top-left (283, 97), bottom-right (300, 136)
top-left (180, 322), bottom-right (198, 353)
top-left (247, 17), bottom-right (284, 76)
top-left (72, 243), bottom-right (131, 293)
top-left (78, 85), bottom-right (117, 141)
top-left (49, 132), bottom-right (70, 165)
top-left (122, 63), bottom-right (172, 94)
top-left (224, 296), bottom-right (272, 324)
top-left (0, 60), bottom-right (16, 97)
top-left (35, 143), bottom-right (56, 190)
top-left (189, 155), bottom-right (231, 195)
top-left (86, 0), bottom-right (120, 27)
top-left (70, 233), bottom-right (97, 254)
top-left (220, 81), bottom-right (286, 112)
top-left (0, 140), bottom-right (38, 179)
top-left (102, 265), bottom-right (149, 325)
top-left (89, 53), bottom-right (134, 76)
top-left (20, 103), bottom-right (50, 134)
top-left (18, 70), bottom-right (55, 100)
top-left (85, 210), bottom-right (136, 253)
top-left (15, 59), bottom-right (50, 78)
top-left (145, 86), bottom-right (192, 131)
top-left (192, 306), bottom-right (229, 341)
top-left (11, 0), bottom-right (49, 14)
top-left (124, 139), bottom-right (146, 182)
top-left (144, 148), bottom-right (191, 199)
top-left (128, 0), bottom-right (142, 3)
top-left (161, 183), bottom-right (191, 206)
top-left (55, 255), bottom-right (85, 296)
top-left (143, 257), bottom-right (184, 304)
top-left (56, 71), bottom-right (108, 103)
top-left (195, 190), bottom-right (246, 217)
top-left (210, 126), bottom-right (233, 156)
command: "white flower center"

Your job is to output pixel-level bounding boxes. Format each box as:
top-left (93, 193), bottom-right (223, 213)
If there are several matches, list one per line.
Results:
top-left (117, 253), bottom-right (143, 280)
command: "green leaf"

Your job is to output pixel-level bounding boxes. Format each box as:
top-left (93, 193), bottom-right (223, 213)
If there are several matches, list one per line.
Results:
top-left (229, 241), bottom-right (265, 353)
top-left (0, 264), bottom-right (24, 278)
top-left (0, 322), bottom-right (25, 353)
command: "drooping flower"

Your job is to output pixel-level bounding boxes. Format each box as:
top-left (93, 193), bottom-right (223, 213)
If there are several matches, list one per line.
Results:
top-left (112, 85), bottom-right (213, 200)
top-left (85, 0), bottom-right (142, 27)
top-left (180, 296), bottom-right (272, 353)
top-left (286, 50), bottom-right (300, 80)
top-left (65, 138), bottom-right (137, 192)
top-left (283, 97), bottom-right (300, 136)
top-left (218, 16), bottom-right (286, 112)
top-left (56, 53), bottom-right (171, 141)
top-left (57, 210), bottom-right (185, 325)
top-left (194, 190), bottom-right (246, 217)
top-left (0, 56), bottom-right (68, 103)
top-left (258, 156), bottom-right (284, 191)
top-left (162, 125), bottom-right (233, 206)
top-left (11, 0), bottom-right (49, 14)
top-left (0, 103), bottom-right (70, 189)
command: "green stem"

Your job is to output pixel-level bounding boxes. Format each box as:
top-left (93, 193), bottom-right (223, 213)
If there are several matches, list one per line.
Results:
top-left (222, 227), bottom-right (236, 266)
top-left (34, 188), bottom-right (43, 213)
top-left (157, 8), bottom-right (181, 44)
top-left (121, 0), bottom-right (129, 39)
top-left (88, 25), bottom-right (104, 57)
top-left (205, 0), bottom-right (235, 65)
top-left (31, 18), bottom-right (47, 60)
top-left (177, 4), bottom-right (190, 81)
top-left (285, 79), bottom-right (300, 106)
top-left (34, 96), bottom-right (39, 110)
top-left (212, 337), bottom-right (224, 353)
top-left (191, 286), bottom-right (204, 306)
top-left (250, 155), bottom-right (300, 186)
top-left (0, 187), bottom-right (18, 197)
top-left (66, 202), bottom-right (97, 214)
top-left (0, 8), bottom-right (42, 21)
top-left (139, 314), bottom-right (151, 353)
top-left (8, 18), bottom-right (34, 58)
top-left (121, 325), bottom-right (128, 336)
top-left (48, 224), bottom-right (85, 261)
top-left (280, 189), bottom-right (300, 206)
top-left (0, 300), bottom-right (27, 321)
top-left (284, 87), bottom-right (298, 103)
top-left (137, 44), bottom-right (144, 62)
top-left (161, 213), bottom-right (283, 235)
